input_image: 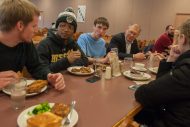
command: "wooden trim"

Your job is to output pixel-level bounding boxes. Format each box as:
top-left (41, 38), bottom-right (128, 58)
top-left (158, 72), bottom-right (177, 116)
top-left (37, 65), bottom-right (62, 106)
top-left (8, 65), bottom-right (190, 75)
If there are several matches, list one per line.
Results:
top-left (176, 13), bottom-right (190, 15)
top-left (174, 13), bottom-right (190, 28)
top-left (112, 104), bottom-right (142, 127)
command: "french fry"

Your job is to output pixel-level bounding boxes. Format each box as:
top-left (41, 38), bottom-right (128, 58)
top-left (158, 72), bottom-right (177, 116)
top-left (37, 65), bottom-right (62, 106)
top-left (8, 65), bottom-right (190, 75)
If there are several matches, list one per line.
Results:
top-left (17, 71), bottom-right (23, 78)
top-left (26, 80), bottom-right (48, 93)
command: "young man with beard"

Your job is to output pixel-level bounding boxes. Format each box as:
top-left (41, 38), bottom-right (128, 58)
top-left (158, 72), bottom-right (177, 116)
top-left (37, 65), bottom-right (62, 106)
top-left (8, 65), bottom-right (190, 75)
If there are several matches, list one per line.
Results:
top-left (0, 0), bottom-right (65, 90)
top-left (37, 7), bottom-right (88, 73)
top-left (153, 25), bottom-right (175, 53)
top-left (77, 17), bottom-right (110, 64)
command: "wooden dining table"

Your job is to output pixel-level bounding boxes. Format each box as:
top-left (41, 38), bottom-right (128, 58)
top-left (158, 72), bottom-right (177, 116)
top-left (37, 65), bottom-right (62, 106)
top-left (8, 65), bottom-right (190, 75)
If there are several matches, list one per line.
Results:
top-left (0, 60), bottom-right (158, 127)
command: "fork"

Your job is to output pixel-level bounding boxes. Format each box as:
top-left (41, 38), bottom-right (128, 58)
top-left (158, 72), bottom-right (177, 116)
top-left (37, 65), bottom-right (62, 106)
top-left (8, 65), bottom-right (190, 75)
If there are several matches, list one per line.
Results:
top-left (64, 100), bottom-right (76, 125)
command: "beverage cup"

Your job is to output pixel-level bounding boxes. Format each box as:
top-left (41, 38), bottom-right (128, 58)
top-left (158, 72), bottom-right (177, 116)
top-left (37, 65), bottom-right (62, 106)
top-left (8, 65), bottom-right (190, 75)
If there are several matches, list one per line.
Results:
top-left (10, 78), bottom-right (26, 110)
top-left (111, 48), bottom-right (118, 55)
top-left (124, 57), bottom-right (134, 69)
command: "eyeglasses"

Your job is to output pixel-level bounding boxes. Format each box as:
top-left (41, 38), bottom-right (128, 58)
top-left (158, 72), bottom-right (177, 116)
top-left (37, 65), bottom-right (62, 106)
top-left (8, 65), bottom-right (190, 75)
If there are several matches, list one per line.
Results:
top-left (128, 30), bottom-right (139, 37)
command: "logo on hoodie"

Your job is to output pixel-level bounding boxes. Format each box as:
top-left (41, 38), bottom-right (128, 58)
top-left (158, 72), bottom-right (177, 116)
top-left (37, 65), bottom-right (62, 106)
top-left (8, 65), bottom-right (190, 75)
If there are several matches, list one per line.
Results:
top-left (51, 53), bottom-right (67, 62)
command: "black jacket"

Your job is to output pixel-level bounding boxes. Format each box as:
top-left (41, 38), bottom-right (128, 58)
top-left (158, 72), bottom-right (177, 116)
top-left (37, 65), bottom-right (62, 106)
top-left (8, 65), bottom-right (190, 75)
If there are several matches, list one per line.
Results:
top-left (0, 42), bottom-right (50, 79)
top-left (107, 32), bottom-right (139, 59)
top-left (135, 50), bottom-right (190, 127)
top-left (37, 30), bottom-right (88, 73)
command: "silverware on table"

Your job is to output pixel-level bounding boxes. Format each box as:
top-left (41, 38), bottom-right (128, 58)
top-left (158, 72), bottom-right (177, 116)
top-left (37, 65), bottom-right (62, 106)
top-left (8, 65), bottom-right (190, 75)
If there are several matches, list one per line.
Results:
top-left (64, 100), bottom-right (76, 125)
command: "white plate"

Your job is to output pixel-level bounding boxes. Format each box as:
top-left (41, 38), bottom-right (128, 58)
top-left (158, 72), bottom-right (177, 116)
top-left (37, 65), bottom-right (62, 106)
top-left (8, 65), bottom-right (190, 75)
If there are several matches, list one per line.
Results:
top-left (148, 67), bottom-right (158, 74)
top-left (17, 103), bottom-right (78, 127)
top-left (123, 71), bottom-right (151, 81)
top-left (128, 84), bottom-right (141, 90)
top-left (2, 80), bottom-right (47, 97)
top-left (131, 66), bottom-right (147, 72)
top-left (67, 66), bottom-right (94, 76)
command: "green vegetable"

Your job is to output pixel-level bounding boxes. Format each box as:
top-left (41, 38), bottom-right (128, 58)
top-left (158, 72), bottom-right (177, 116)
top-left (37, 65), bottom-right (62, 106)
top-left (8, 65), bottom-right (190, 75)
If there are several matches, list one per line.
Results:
top-left (28, 102), bottom-right (51, 115)
top-left (27, 111), bottom-right (32, 116)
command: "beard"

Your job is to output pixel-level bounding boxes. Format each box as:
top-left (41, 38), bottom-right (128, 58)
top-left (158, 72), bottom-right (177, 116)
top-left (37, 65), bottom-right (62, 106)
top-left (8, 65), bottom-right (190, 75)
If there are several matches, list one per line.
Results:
top-left (168, 33), bottom-right (174, 38)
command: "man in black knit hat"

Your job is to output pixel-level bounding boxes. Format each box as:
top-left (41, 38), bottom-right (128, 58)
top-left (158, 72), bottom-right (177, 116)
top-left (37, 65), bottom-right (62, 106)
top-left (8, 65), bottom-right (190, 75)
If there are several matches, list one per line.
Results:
top-left (37, 7), bottom-right (88, 73)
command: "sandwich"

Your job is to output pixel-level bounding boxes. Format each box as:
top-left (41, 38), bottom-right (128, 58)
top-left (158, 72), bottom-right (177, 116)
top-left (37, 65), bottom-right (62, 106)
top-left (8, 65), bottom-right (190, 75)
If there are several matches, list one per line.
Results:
top-left (27, 112), bottom-right (62, 127)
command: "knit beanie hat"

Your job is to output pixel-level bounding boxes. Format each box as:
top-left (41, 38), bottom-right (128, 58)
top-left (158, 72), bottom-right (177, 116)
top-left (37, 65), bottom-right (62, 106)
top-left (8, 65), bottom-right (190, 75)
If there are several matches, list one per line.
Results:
top-left (56, 7), bottom-right (77, 32)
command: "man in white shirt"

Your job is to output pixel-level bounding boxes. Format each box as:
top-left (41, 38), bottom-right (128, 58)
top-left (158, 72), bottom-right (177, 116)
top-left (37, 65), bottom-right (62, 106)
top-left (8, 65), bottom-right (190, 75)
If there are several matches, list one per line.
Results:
top-left (108, 24), bottom-right (145, 60)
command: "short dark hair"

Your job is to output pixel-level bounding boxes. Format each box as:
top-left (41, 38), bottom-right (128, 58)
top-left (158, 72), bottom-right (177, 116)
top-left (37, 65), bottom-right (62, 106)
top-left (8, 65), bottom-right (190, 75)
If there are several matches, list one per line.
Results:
top-left (165, 25), bottom-right (173, 31)
top-left (94, 17), bottom-right (109, 28)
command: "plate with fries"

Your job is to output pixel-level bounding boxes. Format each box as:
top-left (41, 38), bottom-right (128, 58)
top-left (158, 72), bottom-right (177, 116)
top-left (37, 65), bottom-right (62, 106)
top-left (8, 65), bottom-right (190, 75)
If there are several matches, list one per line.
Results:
top-left (67, 66), bottom-right (94, 76)
top-left (2, 80), bottom-right (48, 97)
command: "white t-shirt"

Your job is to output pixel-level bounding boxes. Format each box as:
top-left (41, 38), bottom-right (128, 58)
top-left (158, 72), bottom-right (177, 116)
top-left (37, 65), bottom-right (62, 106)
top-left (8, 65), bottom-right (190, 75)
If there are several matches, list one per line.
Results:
top-left (126, 40), bottom-right (133, 54)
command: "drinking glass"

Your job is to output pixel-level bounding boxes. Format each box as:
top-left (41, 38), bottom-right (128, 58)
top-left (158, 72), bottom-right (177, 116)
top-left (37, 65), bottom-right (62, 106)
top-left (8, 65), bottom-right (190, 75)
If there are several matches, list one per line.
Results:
top-left (147, 54), bottom-right (154, 68)
top-left (111, 48), bottom-right (118, 55)
top-left (11, 78), bottom-right (26, 110)
top-left (124, 57), bottom-right (134, 70)
top-left (93, 57), bottom-right (102, 77)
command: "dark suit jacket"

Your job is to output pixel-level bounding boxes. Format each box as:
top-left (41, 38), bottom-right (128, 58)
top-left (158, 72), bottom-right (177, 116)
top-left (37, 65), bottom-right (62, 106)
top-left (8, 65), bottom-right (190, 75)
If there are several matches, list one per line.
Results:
top-left (107, 32), bottom-right (140, 59)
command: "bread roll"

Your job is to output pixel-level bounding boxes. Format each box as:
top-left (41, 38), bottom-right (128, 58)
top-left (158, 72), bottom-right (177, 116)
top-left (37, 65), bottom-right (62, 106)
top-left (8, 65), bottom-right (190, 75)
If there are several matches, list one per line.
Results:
top-left (27, 112), bottom-right (62, 127)
top-left (51, 103), bottom-right (70, 118)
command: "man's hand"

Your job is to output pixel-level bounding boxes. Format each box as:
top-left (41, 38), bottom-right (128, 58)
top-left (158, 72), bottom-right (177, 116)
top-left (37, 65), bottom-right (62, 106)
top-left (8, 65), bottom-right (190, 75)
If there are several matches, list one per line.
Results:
top-left (167, 45), bottom-right (181, 62)
top-left (0, 71), bottom-right (19, 89)
top-left (148, 51), bottom-right (166, 61)
top-left (67, 50), bottom-right (81, 64)
top-left (133, 53), bottom-right (146, 60)
top-left (47, 73), bottom-right (66, 91)
top-left (97, 57), bottom-right (109, 64)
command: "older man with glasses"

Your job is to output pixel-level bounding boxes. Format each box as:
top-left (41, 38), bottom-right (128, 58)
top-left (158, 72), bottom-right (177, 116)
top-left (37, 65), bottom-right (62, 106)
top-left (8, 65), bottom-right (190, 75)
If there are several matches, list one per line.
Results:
top-left (107, 24), bottom-right (145, 60)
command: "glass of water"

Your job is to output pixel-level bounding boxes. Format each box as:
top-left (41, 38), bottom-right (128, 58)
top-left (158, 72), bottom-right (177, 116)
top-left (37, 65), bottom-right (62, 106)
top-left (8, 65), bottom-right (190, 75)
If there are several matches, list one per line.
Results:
top-left (111, 48), bottom-right (118, 55)
top-left (11, 78), bottom-right (26, 110)
top-left (124, 57), bottom-right (134, 70)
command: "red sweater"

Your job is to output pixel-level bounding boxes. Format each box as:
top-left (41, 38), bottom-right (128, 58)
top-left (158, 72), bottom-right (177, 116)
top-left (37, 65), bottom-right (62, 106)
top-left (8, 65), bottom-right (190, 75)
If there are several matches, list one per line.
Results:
top-left (153, 33), bottom-right (173, 53)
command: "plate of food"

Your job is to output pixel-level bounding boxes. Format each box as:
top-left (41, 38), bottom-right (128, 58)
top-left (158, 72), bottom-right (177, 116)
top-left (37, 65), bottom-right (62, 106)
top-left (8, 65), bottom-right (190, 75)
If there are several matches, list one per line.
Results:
top-left (67, 66), bottom-right (94, 76)
top-left (95, 63), bottom-right (107, 71)
top-left (131, 63), bottom-right (147, 72)
top-left (2, 80), bottom-right (48, 97)
top-left (123, 70), bottom-right (151, 81)
top-left (131, 66), bottom-right (147, 72)
top-left (17, 102), bottom-right (78, 127)
top-left (148, 67), bottom-right (158, 74)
